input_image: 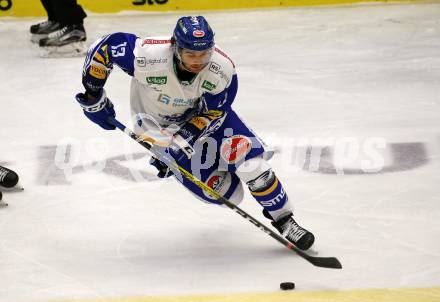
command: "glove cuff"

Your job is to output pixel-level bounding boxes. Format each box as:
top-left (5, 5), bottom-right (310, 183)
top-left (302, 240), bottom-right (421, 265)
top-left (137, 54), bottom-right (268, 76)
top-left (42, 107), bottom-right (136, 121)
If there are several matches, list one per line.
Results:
top-left (77, 89), bottom-right (108, 113)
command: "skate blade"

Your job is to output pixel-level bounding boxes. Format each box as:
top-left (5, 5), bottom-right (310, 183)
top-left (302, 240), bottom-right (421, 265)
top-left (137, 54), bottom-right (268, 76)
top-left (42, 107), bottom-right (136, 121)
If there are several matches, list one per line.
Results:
top-left (0, 182), bottom-right (24, 192)
top-left (39, 41), bottom-right (88, 58)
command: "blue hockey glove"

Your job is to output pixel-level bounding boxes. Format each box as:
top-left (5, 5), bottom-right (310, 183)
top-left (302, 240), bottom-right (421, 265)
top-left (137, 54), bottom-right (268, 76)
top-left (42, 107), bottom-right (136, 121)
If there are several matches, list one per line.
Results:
top-left (167, 110), bottom-right (225, 161)
top-left (75, 89), bottom-right (116, 130)
top-left (167, 113), bottom-right (215, 161)
top-left (149, 156), bottom-right (173, 178)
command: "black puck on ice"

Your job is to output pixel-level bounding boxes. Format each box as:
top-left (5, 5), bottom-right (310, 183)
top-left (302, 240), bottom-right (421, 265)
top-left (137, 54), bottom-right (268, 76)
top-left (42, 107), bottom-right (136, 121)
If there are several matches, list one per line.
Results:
top-left (280, 282), bottom-right (295, 290)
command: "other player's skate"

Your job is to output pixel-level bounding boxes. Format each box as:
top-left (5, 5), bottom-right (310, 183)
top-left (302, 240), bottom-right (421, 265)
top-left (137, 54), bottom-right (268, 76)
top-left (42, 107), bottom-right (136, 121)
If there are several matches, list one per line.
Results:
top-left (38, 24), bottom-right (87, 57)
top-left (0, 165), bottom-right (22, 191)
top-left (30, 20), bottom-right (61, 43)
top-left (263, 210), bottom-right (315, 251)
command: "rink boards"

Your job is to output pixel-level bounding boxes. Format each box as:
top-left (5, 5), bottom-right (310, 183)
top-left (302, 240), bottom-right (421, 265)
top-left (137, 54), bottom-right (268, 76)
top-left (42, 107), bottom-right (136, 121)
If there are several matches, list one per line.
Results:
top-left (57, 287), bottom-right (440, 302)
top-left (0, 0), bottom-right (431, 17)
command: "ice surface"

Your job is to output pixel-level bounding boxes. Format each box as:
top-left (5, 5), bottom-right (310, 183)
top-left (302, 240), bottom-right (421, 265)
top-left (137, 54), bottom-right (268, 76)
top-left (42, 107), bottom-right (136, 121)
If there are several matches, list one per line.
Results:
top-left (0, 3), bottom-right (440, 302)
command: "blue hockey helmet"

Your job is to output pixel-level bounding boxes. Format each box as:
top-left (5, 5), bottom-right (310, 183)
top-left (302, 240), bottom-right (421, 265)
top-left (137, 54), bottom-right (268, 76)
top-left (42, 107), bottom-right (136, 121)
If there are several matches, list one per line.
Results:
top-left (173, 16), bottom-right (215, 52)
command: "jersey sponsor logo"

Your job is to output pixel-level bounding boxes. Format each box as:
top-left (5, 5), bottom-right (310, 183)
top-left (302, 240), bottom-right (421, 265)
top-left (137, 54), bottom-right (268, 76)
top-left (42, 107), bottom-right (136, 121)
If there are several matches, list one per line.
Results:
top-left (202, 80), bottom-right (216, 91)
top-left (135, 57), bottom-right (167, 67)
top-left (209, 62), bottom-right (220, 74)
top-left (146, 76), bottom-right (167, 85)
top-left (208, 175), bottom-right (222, 191)
top-left (218, 70), bottom-right (230, 83)
top-left (259, 188), bottom-right (286, 207)
top-left (220, 135), bottom-right (252, 164)
top-left (142, 39), bottom-right (171, 46)
top-left (89, 64), bottom-right (107, 79)
top-left (173, 98), bottom-right (196, 107)
top-left (147, 58), bottom-right (168, 65)
top-left (136, 57), bottom-right (146, 67)
top-left (203, 171), bottom-right (232, 199)
top-left (193, 30), bottom-right (205, 38)
top-left (205, 110), bottom-right (223, 119)
top-left (209, 62), bottom-right (230, 82)
top-left (189, 116), bottom-right (209, 130)
top-left (157, 94), bottom-right (196, 108)
top-left (158, 93), bottom-right (171, 105)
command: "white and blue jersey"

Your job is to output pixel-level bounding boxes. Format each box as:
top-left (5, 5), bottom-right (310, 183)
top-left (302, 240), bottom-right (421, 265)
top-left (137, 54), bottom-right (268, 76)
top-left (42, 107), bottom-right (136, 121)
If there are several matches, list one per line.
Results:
top-left (81, 32), bottom-right (274, 206)
top-left (82, 32), bottom-right (238, 128)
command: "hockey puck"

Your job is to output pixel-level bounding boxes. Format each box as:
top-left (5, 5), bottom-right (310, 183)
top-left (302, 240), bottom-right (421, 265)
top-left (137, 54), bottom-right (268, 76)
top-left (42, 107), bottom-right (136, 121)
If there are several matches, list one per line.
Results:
top-left (280, 282), bottom-right (295, 290)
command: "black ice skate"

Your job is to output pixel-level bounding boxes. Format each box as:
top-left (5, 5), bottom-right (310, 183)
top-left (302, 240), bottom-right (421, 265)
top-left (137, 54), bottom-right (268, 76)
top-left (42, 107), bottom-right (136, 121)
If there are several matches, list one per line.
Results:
top-left (38, 24), bottom-right (87, 57)
top-left (263, 210), bottom-right (315, 251)
top-left (30, 20), bottom-right (61, 43)
top-left (0, 165), bottom-right (22, 191)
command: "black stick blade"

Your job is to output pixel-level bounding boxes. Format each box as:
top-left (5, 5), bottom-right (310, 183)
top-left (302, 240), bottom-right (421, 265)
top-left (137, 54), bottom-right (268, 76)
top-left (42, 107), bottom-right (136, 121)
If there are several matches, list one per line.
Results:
top-left (308, 256), bottom-right (342, 269)
top-left (289, 244), bottom-right (342, 269)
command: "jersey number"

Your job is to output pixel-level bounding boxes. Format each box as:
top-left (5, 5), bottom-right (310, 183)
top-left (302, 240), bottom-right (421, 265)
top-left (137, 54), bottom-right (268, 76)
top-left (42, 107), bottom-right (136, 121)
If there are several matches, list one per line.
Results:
top-left (111, 42), bottom-right (127, 57)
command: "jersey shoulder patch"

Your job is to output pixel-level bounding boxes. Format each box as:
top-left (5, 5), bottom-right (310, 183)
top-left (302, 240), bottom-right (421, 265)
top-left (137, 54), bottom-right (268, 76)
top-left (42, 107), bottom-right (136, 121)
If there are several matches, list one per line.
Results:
top-left (134, 36), bottom-right (173, 72)
top-left (201, 48), bottom-right (235, 94)
top-left (214, 46), bottom-right (235, 68)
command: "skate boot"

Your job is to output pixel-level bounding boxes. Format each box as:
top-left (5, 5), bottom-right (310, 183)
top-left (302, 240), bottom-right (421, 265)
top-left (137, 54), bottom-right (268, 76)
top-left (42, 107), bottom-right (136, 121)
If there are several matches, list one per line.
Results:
top-left (30, 20), bottom-right (61, 43)
top-left (38, 24), bottom-right (87, 57)
top-left (0, 165), bottom-right (19, 189)
top-left (263, 210), bottom-right (315, 251)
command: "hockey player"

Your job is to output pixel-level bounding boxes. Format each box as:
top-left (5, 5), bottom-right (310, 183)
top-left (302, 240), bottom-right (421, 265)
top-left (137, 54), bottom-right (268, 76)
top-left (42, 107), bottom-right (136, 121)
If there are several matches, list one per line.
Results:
top-left (75, 16), bottom-right (315, 250)
top-left (30, 0), bottom-right (87, 56)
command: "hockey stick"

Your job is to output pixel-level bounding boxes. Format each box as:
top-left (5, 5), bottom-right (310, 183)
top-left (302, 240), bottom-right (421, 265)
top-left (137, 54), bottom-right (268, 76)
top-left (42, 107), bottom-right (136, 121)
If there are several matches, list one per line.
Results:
top-left (109, 117), bottom-right (342, 269)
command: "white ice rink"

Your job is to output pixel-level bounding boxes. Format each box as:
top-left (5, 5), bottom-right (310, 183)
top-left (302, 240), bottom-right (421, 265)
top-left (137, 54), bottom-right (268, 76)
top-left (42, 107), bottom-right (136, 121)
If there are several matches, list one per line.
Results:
top-left (1, 3), bottom-right (440, 302)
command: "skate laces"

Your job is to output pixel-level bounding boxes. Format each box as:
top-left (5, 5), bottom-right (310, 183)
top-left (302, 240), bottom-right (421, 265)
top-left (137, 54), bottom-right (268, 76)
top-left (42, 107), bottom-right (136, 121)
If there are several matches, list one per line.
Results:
top-left (48, 26), bottom-right (69, 39)
top-left (281, 218), bottom-right (307, 242)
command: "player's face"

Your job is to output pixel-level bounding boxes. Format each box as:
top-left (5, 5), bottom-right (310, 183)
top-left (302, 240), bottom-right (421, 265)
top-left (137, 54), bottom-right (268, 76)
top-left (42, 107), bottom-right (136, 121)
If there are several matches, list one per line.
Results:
top-left (180, 48), bottom-right (213, 73)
